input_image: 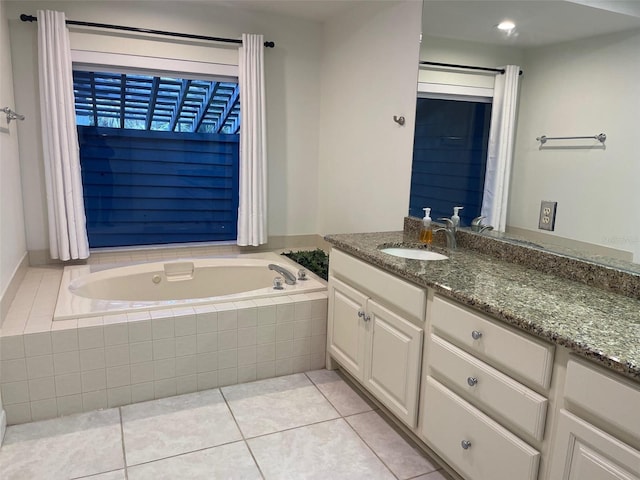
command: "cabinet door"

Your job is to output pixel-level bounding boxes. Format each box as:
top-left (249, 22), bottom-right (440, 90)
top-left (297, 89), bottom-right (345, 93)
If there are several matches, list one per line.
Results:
top-left (548, 410), bottom-right (640, 480)
top-left (327, 277), bottom-right (368, 381)
top-left (365, 299), bottom-right (423, 427)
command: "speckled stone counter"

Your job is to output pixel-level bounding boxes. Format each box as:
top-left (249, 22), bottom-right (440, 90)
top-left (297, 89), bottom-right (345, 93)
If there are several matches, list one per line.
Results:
top-left (324, 231), bottom-right (640, 384)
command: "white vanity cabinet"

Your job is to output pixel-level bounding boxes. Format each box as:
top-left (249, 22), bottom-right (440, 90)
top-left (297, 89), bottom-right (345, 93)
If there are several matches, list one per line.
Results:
top-left (547, 358), bottom-right (640, 480)
top-left (420, 295), bottom-right (555, 480)
top-left (327, 249), bottom-right (426, 427)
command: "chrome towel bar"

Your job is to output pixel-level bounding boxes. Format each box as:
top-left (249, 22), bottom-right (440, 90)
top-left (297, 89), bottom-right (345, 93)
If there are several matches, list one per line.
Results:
top-left (536, 133), bottom-right (606, 144)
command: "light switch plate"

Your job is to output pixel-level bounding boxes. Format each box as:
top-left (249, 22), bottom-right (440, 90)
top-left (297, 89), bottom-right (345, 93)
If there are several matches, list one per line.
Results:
top-left (538, 201), bottom-right (557, 231)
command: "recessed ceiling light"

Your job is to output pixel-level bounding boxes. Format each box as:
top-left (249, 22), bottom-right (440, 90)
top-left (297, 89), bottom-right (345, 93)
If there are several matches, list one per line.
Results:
top-left (497, 21), bottom-right (516, 31)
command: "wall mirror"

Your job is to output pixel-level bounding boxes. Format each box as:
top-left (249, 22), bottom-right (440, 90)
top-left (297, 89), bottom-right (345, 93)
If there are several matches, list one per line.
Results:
top-left (415, 0), bottom-right (640, 272)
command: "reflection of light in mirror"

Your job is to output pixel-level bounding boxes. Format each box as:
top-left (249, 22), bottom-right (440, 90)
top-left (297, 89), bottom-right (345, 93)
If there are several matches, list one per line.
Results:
top-left (496, 20), bottom-right (515, 31)
top-left (496, 20), bottom-right (518, 38)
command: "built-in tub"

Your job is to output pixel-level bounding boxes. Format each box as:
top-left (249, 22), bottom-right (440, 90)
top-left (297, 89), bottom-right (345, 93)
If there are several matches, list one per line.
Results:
top-left (54, 252), bottom-right (326, 320)
top-left (0, 252), bottom-right (329, 424)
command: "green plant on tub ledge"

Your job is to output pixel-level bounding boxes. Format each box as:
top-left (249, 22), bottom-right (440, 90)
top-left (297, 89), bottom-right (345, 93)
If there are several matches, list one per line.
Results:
top-left (281, 249), bottom-right (329, 281)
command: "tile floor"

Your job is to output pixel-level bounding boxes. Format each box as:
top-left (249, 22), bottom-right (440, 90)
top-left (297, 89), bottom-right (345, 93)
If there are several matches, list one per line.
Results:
top-left (0, 369), bottom-right (451, 480)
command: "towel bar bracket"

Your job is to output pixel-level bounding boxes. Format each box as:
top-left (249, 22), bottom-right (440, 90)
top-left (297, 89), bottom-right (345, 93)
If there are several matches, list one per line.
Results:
top-left (2, 107), bottom-right (25, 124)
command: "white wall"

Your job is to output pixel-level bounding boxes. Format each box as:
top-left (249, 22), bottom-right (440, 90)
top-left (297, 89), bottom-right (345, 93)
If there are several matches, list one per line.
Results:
top-left (0, 0), bottom-right (27, 301)
top-left (317, 0), bottom-right (422, 235)
top-left (510, 29), bottom-right (640, 261)
top-left (5, 0), bottom-right (323, 254)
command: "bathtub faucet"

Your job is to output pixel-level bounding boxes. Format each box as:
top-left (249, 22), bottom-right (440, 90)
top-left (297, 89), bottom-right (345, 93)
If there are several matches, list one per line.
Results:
top-left (268, 264), bottom-right (297, 285)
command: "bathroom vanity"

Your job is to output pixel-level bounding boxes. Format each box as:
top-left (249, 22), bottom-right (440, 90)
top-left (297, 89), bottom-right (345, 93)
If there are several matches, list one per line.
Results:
top-left (325, 229), bottom-right (640, 480)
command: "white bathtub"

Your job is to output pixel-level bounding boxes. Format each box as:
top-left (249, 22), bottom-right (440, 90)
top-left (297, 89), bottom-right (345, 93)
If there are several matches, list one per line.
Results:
top-left (54, 252), bottom-right (326, 320)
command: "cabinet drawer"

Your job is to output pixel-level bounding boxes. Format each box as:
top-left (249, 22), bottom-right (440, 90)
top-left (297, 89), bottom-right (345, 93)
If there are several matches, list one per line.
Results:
top-left (431, 296), bottom-right (554, 390)
top-left (329, 249), bottom-right (426, 324)
top-left (565, 358), bottom-right (640, 444)
top-left (422, 377), bottom-right (540, 480)
top-left (429, 334), bottom-right (548, 442)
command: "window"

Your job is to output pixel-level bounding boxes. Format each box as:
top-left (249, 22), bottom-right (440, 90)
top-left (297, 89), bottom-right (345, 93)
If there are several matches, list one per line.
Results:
top-left (409, 96), bottom-right (492, 226)
top-left (73, 70), bottom-right (240, 248)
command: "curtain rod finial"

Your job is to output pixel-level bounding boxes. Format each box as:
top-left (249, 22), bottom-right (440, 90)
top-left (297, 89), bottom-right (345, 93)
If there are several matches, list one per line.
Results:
top-left (264, 41), bottom-right (275, 48)
top-left (20, 14), bottom-right (37, 22)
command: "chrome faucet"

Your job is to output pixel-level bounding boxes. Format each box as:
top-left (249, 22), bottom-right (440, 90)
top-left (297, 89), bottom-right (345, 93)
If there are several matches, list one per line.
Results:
top-left (268, 264), bottom-right (297, 285)
top-left (471, 216), bottom-right (494, 233)
top-left (435, 218), bottom-right (457, 250)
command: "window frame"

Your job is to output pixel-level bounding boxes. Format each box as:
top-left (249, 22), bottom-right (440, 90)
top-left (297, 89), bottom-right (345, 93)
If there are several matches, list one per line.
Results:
top-left (72, 50), bottom-right (241, 250)
top-left (410, 83), bottom-right (495, 223)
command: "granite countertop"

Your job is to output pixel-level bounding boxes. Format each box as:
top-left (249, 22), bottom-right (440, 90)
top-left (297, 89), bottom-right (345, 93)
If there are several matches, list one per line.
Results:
top-left (325, 231), bottom-right (640, 384)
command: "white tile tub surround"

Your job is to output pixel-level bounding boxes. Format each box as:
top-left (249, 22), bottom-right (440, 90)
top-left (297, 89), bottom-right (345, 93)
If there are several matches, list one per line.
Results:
top-left (0, 292), bottom-right (328, 425)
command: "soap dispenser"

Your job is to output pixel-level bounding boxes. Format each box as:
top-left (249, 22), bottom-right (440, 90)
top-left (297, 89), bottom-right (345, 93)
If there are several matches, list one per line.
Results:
top-left (451, 206), bottom-right (464, 230)
top-left (420, 208), bottom-right (433, 244)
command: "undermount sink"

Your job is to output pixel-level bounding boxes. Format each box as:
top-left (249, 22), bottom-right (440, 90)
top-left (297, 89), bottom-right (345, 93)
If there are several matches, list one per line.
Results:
top-left (380, 248), bottom-right (448, 261)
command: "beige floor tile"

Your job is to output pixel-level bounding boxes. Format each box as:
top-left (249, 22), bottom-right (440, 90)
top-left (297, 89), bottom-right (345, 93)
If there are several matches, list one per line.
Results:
top-left (121, 389), bottom-right (242, 466)
top-left (412, 470), bottom-right (454, 480)
top-left (347, 410), bottom-right (439, 479)
top-left (248, 418), bottom-right (395, 480)
top-left (0, 409), bottom-right (123, 480)
top-left (222, 373), bottom-right (339, 438)
top-left (127, 441), bottom-right (261, 480)
top-left (76, 470), bottom-right (127, 479)
top-left (306, 369), bottom-right (374, 416)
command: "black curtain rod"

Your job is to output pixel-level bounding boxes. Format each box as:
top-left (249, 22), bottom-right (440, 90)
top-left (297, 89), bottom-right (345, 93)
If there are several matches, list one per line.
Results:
top-left (420, 61), bottom-right (523, 76)
top-left (20, 14), bottom-right (275, 48)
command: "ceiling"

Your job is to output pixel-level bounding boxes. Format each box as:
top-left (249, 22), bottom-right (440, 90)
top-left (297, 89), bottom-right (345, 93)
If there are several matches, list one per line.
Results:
top-left (218, 0), bottom-right (640, 48)
top-left (214, 0), bottom-right (361, 22)
top-left (421, 0), bottom-right (640, 48)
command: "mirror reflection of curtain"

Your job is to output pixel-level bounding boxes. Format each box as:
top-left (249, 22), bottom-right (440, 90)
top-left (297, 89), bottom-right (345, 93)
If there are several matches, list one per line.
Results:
top-left (237, 33), bottom-right (267, 246)
top-left (481, 65), bottom-right (521, 232)
top-left (37, 10), bottom-right (89, 260)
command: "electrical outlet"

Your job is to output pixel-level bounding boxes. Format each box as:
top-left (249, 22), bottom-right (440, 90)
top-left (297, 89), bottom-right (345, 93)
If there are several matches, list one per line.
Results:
top-left (538, 201), bottom-right (557, 231)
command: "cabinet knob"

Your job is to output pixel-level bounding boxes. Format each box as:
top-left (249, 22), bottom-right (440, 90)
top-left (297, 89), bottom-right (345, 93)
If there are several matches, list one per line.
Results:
top-left (461, 440), bottom-right (472, 450)
top-left (467, 377), bottom-right (478, 387)
top-left (471, 330), bottom-right (483, 340)
top-left (364, 314), bottom-right (371, 322)
top-left (357, 310), bottom-right (371, 322)
top-left (357, 310), bottom-right (365, 318)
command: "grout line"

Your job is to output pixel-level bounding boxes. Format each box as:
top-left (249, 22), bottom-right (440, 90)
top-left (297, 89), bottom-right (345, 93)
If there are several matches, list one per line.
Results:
top-left (122, 439), bottom-right (248, 469)
top-left (303, 370), bottom-right (400, 479)
top-left (341, 407), bottom-right (401, 480)
top-left (218, 387), bottom-right (266, 480)
top-left (240, 415), bottom-right (343, 442)
top-left (118, 407), bottom-right (129, 480)
top-left (69, 468), bottom-right (126, 480)
top-left (406, 469), bottom-right (450, 480)
top-left (307, 369), bottom-right (441, 480)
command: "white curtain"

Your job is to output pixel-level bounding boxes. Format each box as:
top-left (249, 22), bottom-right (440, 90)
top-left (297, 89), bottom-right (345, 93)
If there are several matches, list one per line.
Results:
top-left (481, 65), bottom-right (521, 232)
top-left (38, 10), bottom-right (89, 260)
top-left (237, 33), bottom-right (267, 246)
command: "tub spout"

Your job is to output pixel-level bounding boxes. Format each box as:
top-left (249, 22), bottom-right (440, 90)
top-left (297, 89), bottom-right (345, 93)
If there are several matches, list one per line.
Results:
top-left (268, 264), bottom-right (297, 285)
